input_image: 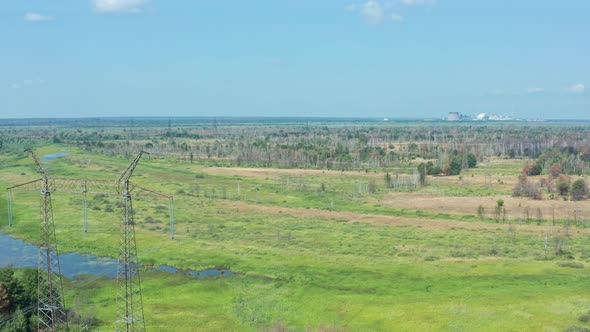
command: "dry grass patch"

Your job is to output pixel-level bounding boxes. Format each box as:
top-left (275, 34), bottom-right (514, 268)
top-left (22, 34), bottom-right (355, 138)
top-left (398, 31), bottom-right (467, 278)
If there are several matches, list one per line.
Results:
top-left (202, 167), bottom-right (384, 180)
top-left (430, 173), bottom-right (517, 190)
top-left (377, 193), bottom-right (590, 222)
top-left (219, 201), bottom-right (565, 236)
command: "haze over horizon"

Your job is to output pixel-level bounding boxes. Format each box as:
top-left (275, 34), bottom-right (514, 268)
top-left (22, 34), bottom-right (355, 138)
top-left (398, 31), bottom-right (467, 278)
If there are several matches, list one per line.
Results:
top-left (1, 0), bottom-right (589, 119)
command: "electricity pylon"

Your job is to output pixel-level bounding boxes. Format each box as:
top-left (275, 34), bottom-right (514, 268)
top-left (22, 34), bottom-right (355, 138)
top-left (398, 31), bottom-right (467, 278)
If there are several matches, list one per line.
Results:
top-left (114, 151), bottom-right (147, 332)
top-left (25, 149), bottom-right (68, 332)
top-left (7, 151), bottom-right (174, 332)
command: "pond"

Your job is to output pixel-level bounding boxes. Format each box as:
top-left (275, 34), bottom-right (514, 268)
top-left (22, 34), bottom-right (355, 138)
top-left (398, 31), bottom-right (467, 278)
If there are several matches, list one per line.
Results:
top-left (0, 233), bottom-right (236, 279)
top-left (41, 153), bottom-right (68, 161)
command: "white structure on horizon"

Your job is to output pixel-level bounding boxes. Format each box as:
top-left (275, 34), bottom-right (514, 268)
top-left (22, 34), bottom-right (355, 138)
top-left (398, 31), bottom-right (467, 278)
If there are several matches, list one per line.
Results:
top-left (474, 113), bottom-right (513, 121)
top-left (447, 112), bottom-right (460, 121)
top-left (476, 113), bottom-right (489, 121)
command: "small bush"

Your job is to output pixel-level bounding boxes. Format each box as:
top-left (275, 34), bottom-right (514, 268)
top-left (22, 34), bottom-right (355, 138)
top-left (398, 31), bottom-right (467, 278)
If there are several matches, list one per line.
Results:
top-left (572, 179), bottom-right (588, 201)
top-left (557, 261), bottom-right (584, 269)
top-left (449, 250), bottom-right (468, 258)
top-left (563, 326), bottom-right (590, 332)
top-left (578, 312), bottom-right (590, 323)
top-left (477, 205), bottom-right (485, 220)
top-left (93, 194), bottom-right (107, 200)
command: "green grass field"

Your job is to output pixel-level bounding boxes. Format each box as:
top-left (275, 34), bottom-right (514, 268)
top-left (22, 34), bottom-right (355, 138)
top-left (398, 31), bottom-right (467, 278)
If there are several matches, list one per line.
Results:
top-left (1, 146), bottom-right (590, 331)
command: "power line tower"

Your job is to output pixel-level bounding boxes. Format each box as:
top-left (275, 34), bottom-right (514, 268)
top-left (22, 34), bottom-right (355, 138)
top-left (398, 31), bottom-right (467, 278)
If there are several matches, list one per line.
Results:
top-left (115, 151), bottom-right (147, 332)
top-left (25, 149), bottom-right (68, 332)
top-left (7, 151), bottom-right (173, 331)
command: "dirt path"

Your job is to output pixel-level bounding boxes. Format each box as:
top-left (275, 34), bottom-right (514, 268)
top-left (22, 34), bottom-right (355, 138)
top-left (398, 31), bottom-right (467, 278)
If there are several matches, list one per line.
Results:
top-left (202, 166), bottom-right (385, 179)
top-left (218, 200), bottom-right (583, 236)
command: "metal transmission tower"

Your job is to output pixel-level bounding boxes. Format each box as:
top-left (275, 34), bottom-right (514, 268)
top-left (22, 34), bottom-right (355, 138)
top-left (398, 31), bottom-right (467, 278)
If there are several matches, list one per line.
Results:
top-left (115, 151), bottom-right (147, 332)
top-left (25, 149), bottom-right (68, 332)
top-left (7, 151), bottom-right (174, 331)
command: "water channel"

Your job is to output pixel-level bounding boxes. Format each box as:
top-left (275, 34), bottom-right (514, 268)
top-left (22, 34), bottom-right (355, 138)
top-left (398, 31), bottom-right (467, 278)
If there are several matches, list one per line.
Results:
top-left (0, 233), bottom-right (235, 279)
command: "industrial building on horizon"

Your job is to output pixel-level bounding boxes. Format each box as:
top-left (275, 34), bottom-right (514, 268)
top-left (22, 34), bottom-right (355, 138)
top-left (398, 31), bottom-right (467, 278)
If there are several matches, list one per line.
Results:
top-left (446, 112), bottom-right (473, 121)
top-left (446, 112), bottom-right (532, 122)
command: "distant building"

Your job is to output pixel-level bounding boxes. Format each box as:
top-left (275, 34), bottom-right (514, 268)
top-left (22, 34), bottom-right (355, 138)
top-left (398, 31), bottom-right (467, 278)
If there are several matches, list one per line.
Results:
top-left (447, 112), bottom-right (460, 121)
top-left (476, 113), bottom-right (489, 121)
top-left (475, 113), bottom-right (513, 121)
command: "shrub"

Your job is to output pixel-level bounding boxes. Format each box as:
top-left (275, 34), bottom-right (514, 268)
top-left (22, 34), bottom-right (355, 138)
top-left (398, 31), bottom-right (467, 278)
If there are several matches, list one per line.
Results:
top-left (563, 325), bottom-right (590, 332)
top-left (513, 173), bottom-right (543, 199)
top-left (447, 159), bottom-right (462, 175)
top-left (367, 180), bottom-right (377, 193)
top-left (477, 205), bottom-right (485, 220)
top-left (428, 166), bottom-right (443, 175)
top-left (524, 162), bottom-right (542, 176)
top-left (579, 312), bottom-right (590, 323)
top-left (549, 162), bottom-right (561, 177)
top-left (557, 261), bottom-right (584, 269)
top-left (557, 176), bottom-right (571, 195)
top-left (467, 153), bottom-right (477, 168)
top-left (571, 179), bottom-right (588, 201)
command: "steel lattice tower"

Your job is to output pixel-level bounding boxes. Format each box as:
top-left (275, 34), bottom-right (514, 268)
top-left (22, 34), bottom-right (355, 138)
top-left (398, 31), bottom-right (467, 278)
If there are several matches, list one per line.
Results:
top-left (115, 152), bottom-right (147, 332)
top-left (6, 151), bottom-right (173, 332)
top-left (26, 150), bottom-right (68, 332)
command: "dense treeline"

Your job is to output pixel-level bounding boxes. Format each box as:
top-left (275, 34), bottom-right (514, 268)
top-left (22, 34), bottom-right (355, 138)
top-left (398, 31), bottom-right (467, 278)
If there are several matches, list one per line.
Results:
top-left (2, 120), bottom-right (590, 173)
top-left (0, 268), bottom-right (37, 332)
top-left (0, 267), bottom-right (97, 332)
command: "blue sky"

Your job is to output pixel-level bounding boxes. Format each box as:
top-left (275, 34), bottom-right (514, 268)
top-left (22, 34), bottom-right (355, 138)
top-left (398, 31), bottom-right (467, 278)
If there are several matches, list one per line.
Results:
top-left (1, 0), bottom-right (588, 119)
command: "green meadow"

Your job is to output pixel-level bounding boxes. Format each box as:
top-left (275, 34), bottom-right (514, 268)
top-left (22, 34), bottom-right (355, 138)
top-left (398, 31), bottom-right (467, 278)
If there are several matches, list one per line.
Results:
top-left (1, 146), bottom-right (590, 331)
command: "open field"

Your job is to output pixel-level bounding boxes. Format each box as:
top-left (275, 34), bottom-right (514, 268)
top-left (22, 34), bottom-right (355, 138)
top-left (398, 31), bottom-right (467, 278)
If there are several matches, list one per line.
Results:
top-left (2, 121), bottom-right (590, 331)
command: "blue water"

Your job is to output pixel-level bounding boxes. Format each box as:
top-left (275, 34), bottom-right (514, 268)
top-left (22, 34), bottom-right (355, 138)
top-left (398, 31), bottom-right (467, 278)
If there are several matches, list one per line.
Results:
top-left (41, 153), bottom-right (68, 161)
top-left (0, 233), bottom-right (236, 279)
top-left (0, 233), bottom-right (117, 278)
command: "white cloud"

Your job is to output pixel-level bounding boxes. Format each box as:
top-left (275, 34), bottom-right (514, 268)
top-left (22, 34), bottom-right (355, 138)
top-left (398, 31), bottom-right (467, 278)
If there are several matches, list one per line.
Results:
top-left (346, 1), bottom-right (404, 25)
top-left (10, 79), bottom-right (44, 89)
top-left (391, 13), bottom-right (404, 22)
top-left (92, 0), bottom-right (149, 13)
top-left (24, 12), bottom-right (55, 22)
top-left (361, 1), bottom-right (385, 25)
top-left (527, 87), bottom-right (544, 94)
top-left (401, 0), bottom-right (435, 5)
top-left (568, 83), bottom-right (585, 94)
